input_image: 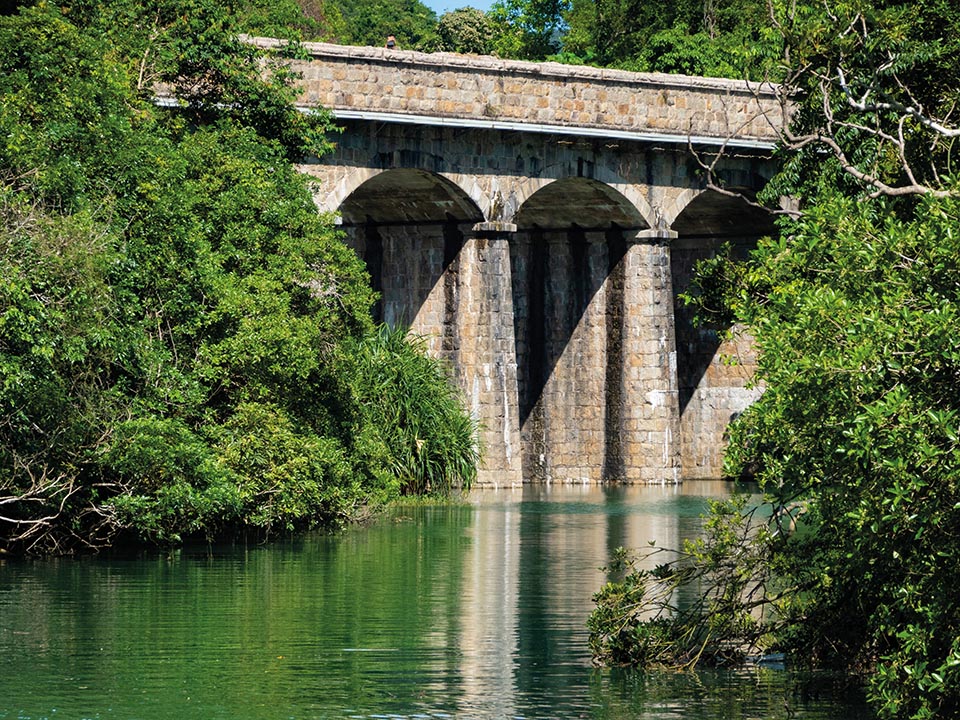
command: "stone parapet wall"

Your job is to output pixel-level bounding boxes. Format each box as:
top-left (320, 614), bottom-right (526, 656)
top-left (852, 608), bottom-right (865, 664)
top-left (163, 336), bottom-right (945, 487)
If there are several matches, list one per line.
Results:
top-left (269, 50), bottom-right (785, 483)
top-left (246, 37), bottom-right (783, 146)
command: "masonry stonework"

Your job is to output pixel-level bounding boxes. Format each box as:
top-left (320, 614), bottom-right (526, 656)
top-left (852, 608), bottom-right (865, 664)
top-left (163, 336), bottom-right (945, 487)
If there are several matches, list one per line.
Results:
top-left (249, 37), bottom-right (782, 147)
top-left (275, 40), bottom-right (782, 485)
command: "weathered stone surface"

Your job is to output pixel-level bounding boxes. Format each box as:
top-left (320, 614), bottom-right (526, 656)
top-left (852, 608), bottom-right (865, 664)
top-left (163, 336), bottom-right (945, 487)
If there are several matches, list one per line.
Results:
top-left (275, 42), bottom-right (783, 485)
top-left (246, 37), bottom-right (782, 147)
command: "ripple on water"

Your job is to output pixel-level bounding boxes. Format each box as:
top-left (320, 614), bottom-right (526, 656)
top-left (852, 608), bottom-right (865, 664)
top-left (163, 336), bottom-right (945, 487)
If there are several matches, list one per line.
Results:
top-left (0, 486), bottom-right (873, 720)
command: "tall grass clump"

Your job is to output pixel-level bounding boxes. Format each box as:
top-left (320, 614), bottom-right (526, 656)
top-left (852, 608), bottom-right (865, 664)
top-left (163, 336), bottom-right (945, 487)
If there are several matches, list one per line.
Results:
top-left (350, 325), bottom-right (480, 496)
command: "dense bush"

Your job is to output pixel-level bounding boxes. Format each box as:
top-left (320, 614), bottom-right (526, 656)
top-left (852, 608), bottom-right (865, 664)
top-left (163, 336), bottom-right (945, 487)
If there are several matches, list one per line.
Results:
top-left (430, 8), bottom-right (494, 54)
top-left (349, 326), bottom-right (479, 496)
top-left (0, 0), bottom-right (478, 555)
top-left (589, 2), bottom-right (960, 718)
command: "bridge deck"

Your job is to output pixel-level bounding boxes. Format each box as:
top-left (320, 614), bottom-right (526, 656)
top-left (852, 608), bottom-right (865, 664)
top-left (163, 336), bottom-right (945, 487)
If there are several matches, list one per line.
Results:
top-left (248, 37), bottom-right (783, 150)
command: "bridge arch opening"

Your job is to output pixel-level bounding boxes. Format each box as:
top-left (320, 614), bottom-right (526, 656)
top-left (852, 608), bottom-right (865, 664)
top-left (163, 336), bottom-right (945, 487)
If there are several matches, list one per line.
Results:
top-left (509, 177), bottom-right (651, 483)
top-left (337, 168), bottom-right (483, 364)
top-left (669, 189), bottom-right (777, 479)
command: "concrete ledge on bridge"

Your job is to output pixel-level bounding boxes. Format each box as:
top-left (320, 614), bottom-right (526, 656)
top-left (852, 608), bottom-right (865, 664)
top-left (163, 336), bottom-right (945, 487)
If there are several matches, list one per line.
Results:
top-left (633, 228), bottom-right (680, 242)
top-left (244, 36), bottom-right (785, 149)
top-left (471, 221), bottom-right (517, 235)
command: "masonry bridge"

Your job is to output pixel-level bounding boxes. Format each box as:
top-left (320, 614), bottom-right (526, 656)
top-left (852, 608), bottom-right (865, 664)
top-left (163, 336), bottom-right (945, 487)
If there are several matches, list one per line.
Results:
top-left (253, 38), bottom-right (783, 486)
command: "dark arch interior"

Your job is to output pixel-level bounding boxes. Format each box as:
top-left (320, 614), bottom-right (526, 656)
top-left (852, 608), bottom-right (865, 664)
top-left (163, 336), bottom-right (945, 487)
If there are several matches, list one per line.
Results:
top-left (670, 190), bottom-right (778, 414)
top-left (510, 178), bottom-right (649, 481)
top-left (671, 188), bottom-right (775, 238)
top-left (339, 169), bottom-right (483, 226)
top-left (338, 169), bottom-right (483, 330)
top-left (513, 177), bottom-right (649, 231)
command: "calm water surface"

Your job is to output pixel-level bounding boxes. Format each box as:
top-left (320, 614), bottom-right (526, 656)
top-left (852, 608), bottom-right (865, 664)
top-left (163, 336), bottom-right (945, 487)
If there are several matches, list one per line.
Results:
top-left (0, 484), bottom-right (874, 719)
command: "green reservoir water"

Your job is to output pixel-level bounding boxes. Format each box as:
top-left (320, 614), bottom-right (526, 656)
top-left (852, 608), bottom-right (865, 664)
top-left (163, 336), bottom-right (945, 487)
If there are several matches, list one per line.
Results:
top-left (0, 484), bottom-right (874, 719)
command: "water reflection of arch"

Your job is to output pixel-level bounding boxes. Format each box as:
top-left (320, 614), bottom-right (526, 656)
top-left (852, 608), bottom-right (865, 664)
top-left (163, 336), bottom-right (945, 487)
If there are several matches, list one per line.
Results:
top-left (669, 188), bottom-right (777, 478)
top-left (509, 178), bottom-right (650, 482)
top-left (508, 485), bottom-right (721, 710)
top-left (336, 169), bottom-right (484, 361)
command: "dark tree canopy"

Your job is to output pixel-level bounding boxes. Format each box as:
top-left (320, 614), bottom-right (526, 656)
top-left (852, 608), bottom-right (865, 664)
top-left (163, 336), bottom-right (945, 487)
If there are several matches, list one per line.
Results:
top-left (0, 0), bottom-right (478, 556)
top-left (322, 0), bottom-right (438, 48)
top-left (589, 3), bottom-right (960, 719)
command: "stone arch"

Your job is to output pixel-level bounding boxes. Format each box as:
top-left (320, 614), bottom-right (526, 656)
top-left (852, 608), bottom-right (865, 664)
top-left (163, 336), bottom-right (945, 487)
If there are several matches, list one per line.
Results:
top-left (338, 168), bottom-right (483, 225)
top-left (668, 189), bottom-right (777, 480)
top-left (336, 169), bottom-right (484, 352)
top-left (669, 187), bottom-right (774, 238)
top-left (508, 177), bottom-right (651, 483)
top-left (661, 186), bottom-right (703, 230)
top-left (507, 165), bottom-right (656, 230)
top-left (664, 155), bottom-right (774, 228)
top-left (513, 177), bottom-right (649, 231)
top-left (319, 165), bottom-right (488, 222)
top-left (314, 166), bottom-right (381, 215)
top-left (335, 167), bottom-right (526, 485)
top-left (443, 173), bottom-right (491, 222)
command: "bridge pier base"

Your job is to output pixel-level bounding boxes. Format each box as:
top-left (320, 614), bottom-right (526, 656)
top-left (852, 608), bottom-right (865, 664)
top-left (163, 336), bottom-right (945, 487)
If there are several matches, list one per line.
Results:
top-left (460, 223), bottom-right (524, 488)
top-left (619, 230), bottom-right (682, 483)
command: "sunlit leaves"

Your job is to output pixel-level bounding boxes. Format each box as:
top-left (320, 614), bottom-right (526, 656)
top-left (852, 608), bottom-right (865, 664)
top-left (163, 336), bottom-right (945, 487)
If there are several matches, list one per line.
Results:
top-left (0, 0), bottom-right (479, 554)
top-left (718, 188), bottom-right (960, 718)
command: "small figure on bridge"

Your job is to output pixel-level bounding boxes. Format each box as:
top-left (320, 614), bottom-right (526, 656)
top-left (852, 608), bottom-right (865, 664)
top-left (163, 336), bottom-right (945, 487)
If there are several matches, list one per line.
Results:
top-left (385, 35), bottom-right (397, 49)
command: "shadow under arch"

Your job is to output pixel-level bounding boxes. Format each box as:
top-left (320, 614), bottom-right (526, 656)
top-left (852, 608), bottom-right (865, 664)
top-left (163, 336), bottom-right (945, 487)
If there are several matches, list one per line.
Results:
top-left (508, 160), bottom-right (657, 231)
top-left (337, 169), bottom-right (483, 358)
top-left (669, 189), bottom-right (777, 477)
top-left (509, 177), bottom-right (650, 482)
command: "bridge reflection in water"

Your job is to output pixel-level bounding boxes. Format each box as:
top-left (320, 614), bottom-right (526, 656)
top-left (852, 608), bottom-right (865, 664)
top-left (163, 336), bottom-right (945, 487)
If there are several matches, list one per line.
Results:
top-left (455, 483), bottom-right (720, 717)
top-left (0, 483), bottom-right (875, 719)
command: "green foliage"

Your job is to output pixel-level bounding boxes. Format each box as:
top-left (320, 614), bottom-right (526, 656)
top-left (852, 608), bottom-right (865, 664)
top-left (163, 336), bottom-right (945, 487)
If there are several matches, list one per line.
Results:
top-left (324, 0), bottom-right (437, 49)
top-left (556, 0), bottom-right (779, 78)
top-left (348, 325), bottom-right (479, 496)
top-left (0, 5), bottom-right (137, 203)
top-left (722, 191), bottom-right (960, 719)
top-left (290, 0), bottom-right (350, 42)
top-left (235, 0), bottom-right (325, 39)
top-left (617, 22), bottom-right (780, 77)
top-left (210, 402), bottom-right (359, 531)
top-left (104, 417), bottom-right (243, 543)
top-left (489, 0), bottom-right (569, 60)
top-left (0, 0), bottom-right (479, 555)
top-left (429, 7), bottom-right (494, 54)
top-left (592, 3), bottom-right (960, 718)
top-left (589, 496), bottom-right (780, 669)
top-left (758, 0), bottom-right (960, 199)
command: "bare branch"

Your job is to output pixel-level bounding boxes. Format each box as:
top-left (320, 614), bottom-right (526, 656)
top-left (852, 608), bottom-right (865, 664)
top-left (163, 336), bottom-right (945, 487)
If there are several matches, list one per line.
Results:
top-left (837, 67), bottom-right (960, 139)
top-left (750, 0), bottom-right (960, 200)
top-left (1, 452), bottom-right (123, 555)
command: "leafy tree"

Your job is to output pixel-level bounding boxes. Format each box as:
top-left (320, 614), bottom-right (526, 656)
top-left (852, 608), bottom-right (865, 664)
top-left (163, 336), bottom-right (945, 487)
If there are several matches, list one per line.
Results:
top-left (294, 0), bottom-right (350, 41)
top-left (558, 0), bottom-right (776, 77)
top-left (0, 0), bottom-right (478, 555)
top-left (325, 0), bottom-right (437, 49)
top-left (555, 0), bottom-right (595, 60)
top-left (590, 2), bottom-right (960, 718)
top-left (235, 0), bottom-right (327, 39)
top-left (429, 7), bottom-right (494, 54)
top-left (489, 0), bottom-right (569, 60)
top-left (588, 0), bottom-right (699, 65)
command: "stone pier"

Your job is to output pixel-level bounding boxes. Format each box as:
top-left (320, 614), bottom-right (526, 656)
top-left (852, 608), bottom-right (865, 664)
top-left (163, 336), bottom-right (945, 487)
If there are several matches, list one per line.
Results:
top-left (273, 39), bottom-right (783, 484)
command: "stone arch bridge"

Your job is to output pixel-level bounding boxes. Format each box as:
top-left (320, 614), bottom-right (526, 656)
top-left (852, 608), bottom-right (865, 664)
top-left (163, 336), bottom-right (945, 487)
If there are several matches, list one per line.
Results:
top-left (252, 38), bottom-right (783, 486)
